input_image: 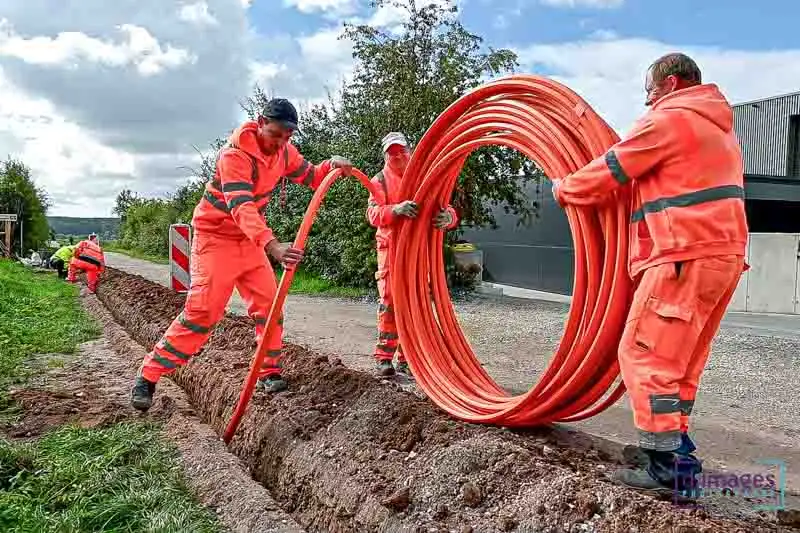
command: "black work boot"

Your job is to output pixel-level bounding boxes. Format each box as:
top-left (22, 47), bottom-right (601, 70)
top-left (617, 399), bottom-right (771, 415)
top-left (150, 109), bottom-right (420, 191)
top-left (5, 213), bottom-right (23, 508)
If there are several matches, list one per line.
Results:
top-left (395, 361), bottom-right (413, 377)
top-left (613, 466), bottom-right (672, 494)
top-left (376, 359), bottom-right (395, 376)
top-left (257, 374), bottom-right (288, 393)
top-left (131, 375), bottom-right (156, 412)
top-left (614, 448), bottom-right (701, 500)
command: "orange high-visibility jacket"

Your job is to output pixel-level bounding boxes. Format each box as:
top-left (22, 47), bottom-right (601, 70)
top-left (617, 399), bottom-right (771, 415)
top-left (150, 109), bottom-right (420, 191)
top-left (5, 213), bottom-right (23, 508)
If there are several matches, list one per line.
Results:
top-left (367, 165), bottom-right (458, 255)
top-left (75, 239), bottom-right (105, 269)
top-left (192, 121), bottom-right (333, 248)
top-left (554, 84), bottom-right (748, 277)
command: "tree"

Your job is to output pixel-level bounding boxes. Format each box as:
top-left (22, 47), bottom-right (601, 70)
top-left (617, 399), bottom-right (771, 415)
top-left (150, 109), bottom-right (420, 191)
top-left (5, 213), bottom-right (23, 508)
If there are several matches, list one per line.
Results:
top-left (241, 0), bottom-right (542, 287)
top-left (338, 0), bottom-right (542, 228)
top-left (113, 189), bottom-right (140, 221)
top-left (0, 158), bottom-right (51, 253)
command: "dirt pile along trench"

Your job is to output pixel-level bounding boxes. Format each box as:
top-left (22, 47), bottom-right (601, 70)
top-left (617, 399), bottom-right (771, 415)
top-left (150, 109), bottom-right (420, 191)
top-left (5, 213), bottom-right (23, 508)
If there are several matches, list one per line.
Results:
top-left (93, 267), bottom-right (798, 532)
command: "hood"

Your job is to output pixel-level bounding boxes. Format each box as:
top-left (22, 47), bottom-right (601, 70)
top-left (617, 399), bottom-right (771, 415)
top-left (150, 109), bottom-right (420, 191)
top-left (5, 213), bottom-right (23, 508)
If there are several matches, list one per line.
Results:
top-left (653, 84), bottom-right (733, 132)
top-left (228, 121), bottom-right (261, 156)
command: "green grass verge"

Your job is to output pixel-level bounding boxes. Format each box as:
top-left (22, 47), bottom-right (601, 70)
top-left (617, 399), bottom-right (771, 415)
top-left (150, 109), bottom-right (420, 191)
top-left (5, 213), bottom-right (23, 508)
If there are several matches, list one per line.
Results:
top-left (105, 243), bottom-right (367, 297)
top-left (0, 260), bottom-right (100, 406)
top-left (0, 422), bottom-right (220, 532)
top-left (0, 260), bottom-right (221, 532)
top-left (282, 268), bottom-right (367, 297)
top-left (102, 243), bottom-right (170, 265)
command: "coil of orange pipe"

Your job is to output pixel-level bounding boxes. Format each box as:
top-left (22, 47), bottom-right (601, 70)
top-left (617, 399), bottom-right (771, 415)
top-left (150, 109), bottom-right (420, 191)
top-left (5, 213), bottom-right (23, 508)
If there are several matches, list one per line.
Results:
top-left (224, 74), bottom-right (635, 442)
top-left (391, 74), bottom-right (635, 426)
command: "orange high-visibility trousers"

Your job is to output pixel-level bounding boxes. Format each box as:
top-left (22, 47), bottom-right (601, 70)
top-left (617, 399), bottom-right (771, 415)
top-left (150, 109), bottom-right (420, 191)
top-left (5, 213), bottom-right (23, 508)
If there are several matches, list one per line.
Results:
top-left (374, 248), bottom-right (404, 363)
top-left (67, 258), bottom-right (102, 293)
top-left (140, 231), bottom-right (284, 383)
top-left (618, 254), bottom-right (745, 451)
top-left (375, 276), bottom-right (402, 362)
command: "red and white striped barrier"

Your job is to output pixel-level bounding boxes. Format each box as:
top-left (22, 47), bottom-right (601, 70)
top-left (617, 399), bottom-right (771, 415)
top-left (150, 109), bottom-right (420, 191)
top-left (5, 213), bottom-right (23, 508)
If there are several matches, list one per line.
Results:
top-left (169, 224), bottom-right (191, 293)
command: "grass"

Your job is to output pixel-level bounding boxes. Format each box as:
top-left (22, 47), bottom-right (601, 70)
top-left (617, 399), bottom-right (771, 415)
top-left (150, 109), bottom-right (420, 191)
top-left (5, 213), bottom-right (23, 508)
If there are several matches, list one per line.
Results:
top-left (0, 422), bottom-right (220, 532)
top-left (105, 243), bottom-right (367, 297)
top-left (0, 260), bottom-right (100, 406)
top-left (283, 268), bottom-right (368, 298)
top-left (102, 242), bottom-right (170, 265)
top-left (0, 259), bottom-right (222, 532)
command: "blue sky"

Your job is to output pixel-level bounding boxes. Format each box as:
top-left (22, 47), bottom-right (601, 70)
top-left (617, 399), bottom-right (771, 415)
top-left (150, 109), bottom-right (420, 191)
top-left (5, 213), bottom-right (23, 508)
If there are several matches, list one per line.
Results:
top-left (1, 0), bottom-right (799, 216)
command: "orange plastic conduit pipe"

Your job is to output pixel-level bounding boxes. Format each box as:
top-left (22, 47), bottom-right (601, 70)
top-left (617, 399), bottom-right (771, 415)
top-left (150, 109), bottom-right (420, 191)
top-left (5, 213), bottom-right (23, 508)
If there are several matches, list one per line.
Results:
top-left (223, 167), bottom-right (380, 443)
top-left (392, 74), bottom-right (634, 426)
top-left (224, 74), bottom-right (634, 443)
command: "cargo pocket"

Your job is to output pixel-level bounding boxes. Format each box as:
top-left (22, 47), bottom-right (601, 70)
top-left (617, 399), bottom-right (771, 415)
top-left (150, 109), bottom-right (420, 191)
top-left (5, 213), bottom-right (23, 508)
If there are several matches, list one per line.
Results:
top-left (632, 296), bottom-right (693, 356)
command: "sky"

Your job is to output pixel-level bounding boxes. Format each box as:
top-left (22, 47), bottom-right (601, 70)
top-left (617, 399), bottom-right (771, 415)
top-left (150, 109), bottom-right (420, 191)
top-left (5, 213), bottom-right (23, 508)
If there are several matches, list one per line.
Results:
top-left (1, 0), bottom-right (799, 217)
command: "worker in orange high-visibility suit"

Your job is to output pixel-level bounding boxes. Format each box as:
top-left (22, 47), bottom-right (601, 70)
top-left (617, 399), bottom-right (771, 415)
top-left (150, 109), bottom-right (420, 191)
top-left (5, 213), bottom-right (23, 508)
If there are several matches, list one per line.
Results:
top-left (66, 233), bottom-right (105, 293)
top-left (130, 98), bottom-right (353, 412)
top-left (367, 132), bottom-right (459, 377)
top-left (552, 53), bottom-right (748, 495)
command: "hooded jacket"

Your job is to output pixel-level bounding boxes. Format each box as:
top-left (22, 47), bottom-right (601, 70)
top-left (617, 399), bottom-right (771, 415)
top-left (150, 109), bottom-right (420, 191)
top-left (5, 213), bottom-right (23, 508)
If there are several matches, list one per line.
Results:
top-left (554, 83), bottom-right (748, 277)
top-left (192, 121), bottom-right (333, 249)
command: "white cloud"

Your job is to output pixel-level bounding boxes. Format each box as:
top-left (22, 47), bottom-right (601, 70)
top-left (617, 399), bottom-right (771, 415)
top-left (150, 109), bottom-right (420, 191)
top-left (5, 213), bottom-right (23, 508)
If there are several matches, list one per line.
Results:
top-left (364, 0), bottom-right (461, 30)
top-left (249, 60), bottom-right (288, 88)
top-left (297, 27), bottom-right (352, 70)
top-left (516, 35), bottom-right (800, 133)
top-left (283, 0), bottom-right (358, 15)
top-left (0, 67), bottom-right (136, 216)
top-left (541, 0), bottom-right (624, 7)
top-left (178, 2), bottom-right (218, 26)
top-left (241, 0), bottom-right (254, 7)
top-left (0, 19), bottom-right (195, 76)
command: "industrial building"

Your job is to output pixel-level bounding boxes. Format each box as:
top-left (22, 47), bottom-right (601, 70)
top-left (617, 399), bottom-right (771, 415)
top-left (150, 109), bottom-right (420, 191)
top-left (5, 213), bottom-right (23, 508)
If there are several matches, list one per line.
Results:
top-left (464, 90), bottom-right (800, 296)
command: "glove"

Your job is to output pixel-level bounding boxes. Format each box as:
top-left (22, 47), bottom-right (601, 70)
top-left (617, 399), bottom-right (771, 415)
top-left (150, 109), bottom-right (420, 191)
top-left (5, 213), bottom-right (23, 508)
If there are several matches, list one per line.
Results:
top-left (433, 209), bottom-right (454, 230)
top-left (330, 155), bottom-right (353, 176)
top-left (551, 178), bottom-right (564, 207)
top-left (392, 200), bottom-right (418, 218)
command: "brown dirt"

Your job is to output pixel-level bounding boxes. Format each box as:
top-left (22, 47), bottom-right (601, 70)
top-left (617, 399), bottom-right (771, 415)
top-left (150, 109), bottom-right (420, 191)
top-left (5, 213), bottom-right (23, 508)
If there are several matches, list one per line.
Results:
top-left (89, 267), bottom-right (799, 533)
top-left (3, 288), bottom-right (306, 533)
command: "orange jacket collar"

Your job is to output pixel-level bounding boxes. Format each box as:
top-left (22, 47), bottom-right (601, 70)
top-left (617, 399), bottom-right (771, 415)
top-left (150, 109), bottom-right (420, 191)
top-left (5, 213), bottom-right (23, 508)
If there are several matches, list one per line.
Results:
top-left (228, 121), bottom-right (274, 166)
top-left (651, 83), bottom-right (733, 132)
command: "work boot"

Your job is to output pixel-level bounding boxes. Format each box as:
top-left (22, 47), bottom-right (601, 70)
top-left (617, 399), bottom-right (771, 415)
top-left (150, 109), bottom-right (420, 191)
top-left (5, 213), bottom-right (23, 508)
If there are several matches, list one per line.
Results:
top-left (376, 359), bottom-right (395, 376)
top-left (131, 374), bottom-right (156, 412)
top-left (612, 467), bottom-right (672, 494)
top-left (615, 449), bottom-right (700, 499)
top-left (257, 374), bottom-right (288, 393)
top-left (624, 433), bottom-right (700, 469)
top-left (395, 361), bottom-right (413, 377)
top-left (622, 445), bottom-right (649, 467)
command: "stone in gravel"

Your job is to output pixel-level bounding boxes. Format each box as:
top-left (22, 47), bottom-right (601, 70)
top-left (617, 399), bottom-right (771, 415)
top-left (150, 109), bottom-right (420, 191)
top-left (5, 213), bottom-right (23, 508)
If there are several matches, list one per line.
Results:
top-left (461, 481), bottom-right (482, 507)
top-left (432, 503), bottom-right (449, 520)
top-left (777, 509), bottom-right (800, 527)
top-left (460, 527), bottom-right (473, 533)
top-left (498, 515), bottom-right (518, 531)
top-left (542, 445), bottom-right (556, 458)
top-left (381, 487), bottom-right (411, 511)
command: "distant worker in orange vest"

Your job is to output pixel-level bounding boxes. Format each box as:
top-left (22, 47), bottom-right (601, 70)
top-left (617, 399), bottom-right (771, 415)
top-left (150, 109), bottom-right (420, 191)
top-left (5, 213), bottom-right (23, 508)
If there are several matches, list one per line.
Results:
top-left (66, 233), bottom-right (105, 293)
top-left (552, 53), bottom-right (748, 494)
top-left (130, 98), bottom-right (352, 412)
top-left (367, 132), bottom-right (458, 377)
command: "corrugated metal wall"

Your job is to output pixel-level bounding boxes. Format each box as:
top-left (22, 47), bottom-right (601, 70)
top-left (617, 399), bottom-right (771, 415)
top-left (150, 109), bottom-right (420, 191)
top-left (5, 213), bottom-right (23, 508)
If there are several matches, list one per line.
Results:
top-left (464, 91), bottom-right (800, 294)
top-left (733, 92), bottom-right (800, 177)
top-left (462, 178), bottom-right (575, 294)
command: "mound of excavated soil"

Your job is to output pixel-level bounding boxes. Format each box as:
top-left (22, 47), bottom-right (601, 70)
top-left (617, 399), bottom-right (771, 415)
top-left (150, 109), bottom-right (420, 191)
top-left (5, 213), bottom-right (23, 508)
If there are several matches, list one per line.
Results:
top-left (93, 267), bottom-right (797, 533)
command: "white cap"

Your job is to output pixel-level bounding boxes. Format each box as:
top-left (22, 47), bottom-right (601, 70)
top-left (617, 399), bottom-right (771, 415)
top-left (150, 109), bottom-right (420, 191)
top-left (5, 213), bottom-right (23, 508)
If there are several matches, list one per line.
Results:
top-left (381, 132), bottom-right (409, 153)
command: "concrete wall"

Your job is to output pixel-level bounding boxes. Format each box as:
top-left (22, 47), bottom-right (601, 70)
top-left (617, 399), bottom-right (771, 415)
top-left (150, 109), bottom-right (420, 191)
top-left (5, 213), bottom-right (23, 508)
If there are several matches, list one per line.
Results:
top-left (728, 233), bottom-right (800, 314)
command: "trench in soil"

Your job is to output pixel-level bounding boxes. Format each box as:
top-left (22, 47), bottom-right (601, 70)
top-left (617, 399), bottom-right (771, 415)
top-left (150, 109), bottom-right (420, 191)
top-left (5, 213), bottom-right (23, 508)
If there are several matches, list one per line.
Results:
top-left (91, 267), bottom-right (798, 533)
